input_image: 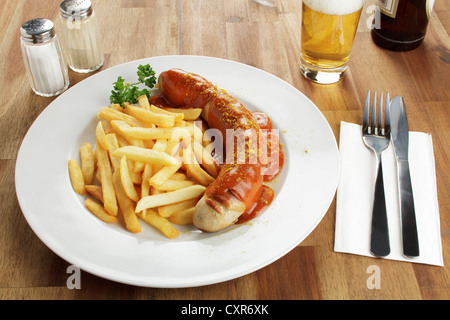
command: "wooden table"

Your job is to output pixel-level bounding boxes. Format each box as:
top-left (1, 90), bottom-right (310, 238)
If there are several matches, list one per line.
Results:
top-left (1, 0), bottom-right (448, 301)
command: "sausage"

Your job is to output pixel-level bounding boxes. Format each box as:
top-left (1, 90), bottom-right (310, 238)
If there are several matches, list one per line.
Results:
top-left (158, 69), bottom-right (268, 232)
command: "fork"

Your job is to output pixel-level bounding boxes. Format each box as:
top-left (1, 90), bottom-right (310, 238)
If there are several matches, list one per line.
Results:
top-left (362, 90), bottom-right (391, 257)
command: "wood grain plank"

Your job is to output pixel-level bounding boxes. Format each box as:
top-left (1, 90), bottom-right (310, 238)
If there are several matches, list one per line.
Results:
top-left (257, 246), bottom-right (322, 299)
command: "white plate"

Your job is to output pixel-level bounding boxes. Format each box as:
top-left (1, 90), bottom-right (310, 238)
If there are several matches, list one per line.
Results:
top-left (15, 55), bottom-right (339, 288)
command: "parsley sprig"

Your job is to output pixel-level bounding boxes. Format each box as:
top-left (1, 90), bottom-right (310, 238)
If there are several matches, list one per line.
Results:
top-left (110, 64), bottom-right (157, 107)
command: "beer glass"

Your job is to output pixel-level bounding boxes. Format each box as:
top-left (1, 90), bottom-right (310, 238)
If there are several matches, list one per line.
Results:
top-left (300, 0), bottom-right (365, 84)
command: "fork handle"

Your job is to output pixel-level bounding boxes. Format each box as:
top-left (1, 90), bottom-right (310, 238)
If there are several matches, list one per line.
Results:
top-left (370, 160), bottom-right (391, 257)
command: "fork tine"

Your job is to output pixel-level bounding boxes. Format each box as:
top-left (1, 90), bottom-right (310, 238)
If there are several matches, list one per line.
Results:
top-left (378, 92), bottom-right (384, 135)
top-left (363, 90), bottom-right (370, 133)
top-left (372, 91), bottom-right (377, 133)
top-left (385, 92), bottom-right (390, 135)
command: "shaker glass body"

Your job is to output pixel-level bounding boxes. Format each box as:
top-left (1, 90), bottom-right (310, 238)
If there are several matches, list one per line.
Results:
top-left (59, 9), bottom-right (104, 73)
top-left (20, 33), bottom-right (69, 97)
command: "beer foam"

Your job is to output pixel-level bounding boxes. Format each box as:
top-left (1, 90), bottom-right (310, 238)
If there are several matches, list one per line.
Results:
top-left (303, 0), bottom-right (364, 16)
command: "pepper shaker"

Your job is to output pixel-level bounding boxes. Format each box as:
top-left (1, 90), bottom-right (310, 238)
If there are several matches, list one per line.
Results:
top-left (59, 0), bottom-right (104, 73)
top-left (20, 18), bottom-right (70, 97)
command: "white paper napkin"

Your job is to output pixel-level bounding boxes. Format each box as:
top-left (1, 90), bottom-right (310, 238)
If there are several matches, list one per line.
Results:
top-left (334, 121), bottom-right (443, 266)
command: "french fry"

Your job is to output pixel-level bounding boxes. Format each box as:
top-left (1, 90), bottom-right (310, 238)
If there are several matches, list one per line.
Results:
top-left (119, 156), bottom-right (140, 202)
top-left (120, 126), bottom-right (194, 141)
top-left (110, 103), bottom-right (123, 111)
top-left (104, 121), bottom-right (114, 134)
top-left (192, 140), bottom-right (219, 178)
top-left (116, 133), bottom-right (131, 148)
top-left (85, 185), bottom-right (103, 203)
top-left (80, 142), bottom-right (95, 184)
top-left (170, 172), bottom-right (188, 180)
top-left (112, 169), bottom-right (141, 233)
top-left (124, 104), bottom-right (176, 128)
top-left (164, 107), bottom-right (203, 121)
top-left (192, 122), bottom-right (203, 143)
top-left (158, 198), bottom-right (199, 218)
top-left (152, 139), bottom-right (168, 152)
top-left (169, 207), bottom-right (195, 225)
top-left (96, 139), bottom-right (118, 216)
top-left (149, 163), bottom-right (182, 189)
top-left (97, 106), bottom-right (148, 128)
top-left (149, 105), bottom-right (184, 122)
top-left (96, 170), bottom-right (101, 185)
top-left (85, 198), bottom-right (117, 223)
top-left (137, 95), bottom-right (184, 122)
top-left (137, 209), bottom-right (180, 239)
top-left (166, 140), bottom-right (183, 158)
top-left (182, 143), bottom-right (215, 186)
top-left (140, 163), bottom-right (153, 198)
top-left (151, 139), bottom-right (169, 173)
top-left (135, 185), bottom-right (206, 212)
top-left (108, 122), bottom-right (147, 174)
top-left (68, 159), bottom-right (85, 195)
top-left (95, 121), bottom-right (108, 150)
top-left (110, 120), bottom-right (147, 148)
top-left (143, 139), bottom-right (155, 149)
top-left (137, 95), bottom-right (151, 109)
top-left (151, 187), bottom-right (163, 195)
top-left (154, 178), bottom-right (194, 192)
top-left (131, 170), bottom-right (143, 184)
top-left (174, 120), bottom-right (186, 127)
top-left (104, 133), bottom-right (121, 170)
top-left (111, 145), bottom-right (180, 166)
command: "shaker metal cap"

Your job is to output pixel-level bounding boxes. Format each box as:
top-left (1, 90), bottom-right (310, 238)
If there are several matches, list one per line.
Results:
top-left (20, 18), bottom-right (55, 43)
top-left (60, 0), bottom-right (93, 19)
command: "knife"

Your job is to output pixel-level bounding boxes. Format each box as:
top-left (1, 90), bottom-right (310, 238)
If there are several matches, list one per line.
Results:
top-left (390, 96), bottom-right (420, 258)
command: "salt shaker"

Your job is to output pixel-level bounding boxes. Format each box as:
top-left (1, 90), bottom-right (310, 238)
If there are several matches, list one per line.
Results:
top-left (59, 0), bottom-right (104, 73)
top-left (20, 18), bottom-right (70, 97)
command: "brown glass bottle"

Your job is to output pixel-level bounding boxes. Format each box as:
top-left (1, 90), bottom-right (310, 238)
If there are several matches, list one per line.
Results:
top-left (371, 0), bottom-right (434, 51)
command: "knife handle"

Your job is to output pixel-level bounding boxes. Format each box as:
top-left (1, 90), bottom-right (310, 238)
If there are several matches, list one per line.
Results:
top-left (398, 160), bottom-right (420, 257)
top-left (370, 160), bottom-right (390, 257)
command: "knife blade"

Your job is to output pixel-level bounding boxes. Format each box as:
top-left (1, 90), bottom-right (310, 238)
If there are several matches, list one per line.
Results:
top-left (390, 96), bottom-right (420, 258)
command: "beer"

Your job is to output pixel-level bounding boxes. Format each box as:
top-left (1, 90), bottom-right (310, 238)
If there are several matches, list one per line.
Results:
top-left (371, 0), bottom-right (435, 51)
top-left (300, 0), bottom-right (365, 84)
